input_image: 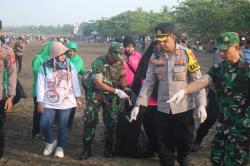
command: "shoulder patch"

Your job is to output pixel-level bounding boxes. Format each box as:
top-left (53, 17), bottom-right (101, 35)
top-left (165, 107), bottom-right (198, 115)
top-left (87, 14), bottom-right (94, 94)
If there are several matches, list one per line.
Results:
top-left (8, 50), bottom-right (16, 64)
top-left (186, 49), bottom-right (200, 72)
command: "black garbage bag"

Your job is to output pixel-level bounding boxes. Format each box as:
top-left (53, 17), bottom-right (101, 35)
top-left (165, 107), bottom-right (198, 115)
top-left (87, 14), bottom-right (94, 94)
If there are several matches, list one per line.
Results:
top-left (13, 79), bottom-right (27, 105)
top-left (115, 91), bottom-right (154, 158)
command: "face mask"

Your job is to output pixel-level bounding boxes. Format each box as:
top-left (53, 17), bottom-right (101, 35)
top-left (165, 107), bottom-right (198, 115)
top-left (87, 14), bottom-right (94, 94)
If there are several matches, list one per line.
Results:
top-left (56, 60), bottom-right (67, 70)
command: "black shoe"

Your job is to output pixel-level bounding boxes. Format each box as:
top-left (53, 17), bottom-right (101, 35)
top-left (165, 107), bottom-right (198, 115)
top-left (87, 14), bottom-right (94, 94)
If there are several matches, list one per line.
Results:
top-left (178, 158), bottom-right (188, 166)
top-left (191, 139), bottom-right (202, 152)
top-left (104, 143), bottom-right (113, 157)
top-left (80, 143), bottom-right (91, 160)
top-left (0, 151), bottom-right (4, 162)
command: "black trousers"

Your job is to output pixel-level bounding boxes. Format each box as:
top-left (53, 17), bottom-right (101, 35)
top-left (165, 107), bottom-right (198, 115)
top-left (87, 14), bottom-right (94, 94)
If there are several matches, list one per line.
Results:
top-left (155, 110), bottom-right (195, 166)
top-left (195, 89), bottom-right (219, 142)
top-left (32, 97), bottom-right (41, 136)
top-left (68, 107), bottom-right (76, 128)
top-left (0, 100), bottom-right (7, 157)
top-left (143, 105), bottom-right (158, 154)
top-left (16, 55), bottom-right (23, 72)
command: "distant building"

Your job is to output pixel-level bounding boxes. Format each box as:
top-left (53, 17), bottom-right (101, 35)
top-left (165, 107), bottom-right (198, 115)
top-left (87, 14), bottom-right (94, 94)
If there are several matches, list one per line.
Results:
top-left (73, 23), bottom-right (79, 34)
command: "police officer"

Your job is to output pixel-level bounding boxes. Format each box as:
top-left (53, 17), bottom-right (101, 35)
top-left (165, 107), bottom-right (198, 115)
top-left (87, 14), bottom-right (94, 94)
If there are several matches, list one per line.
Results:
top-left (130, 22), bottom-right (207, 166)
top-left (168, 32), bottom-right (250, 166)
top-left (80, 41), bottom-right (129, 160)
top-left (0, 20), bottom-right (17, 159)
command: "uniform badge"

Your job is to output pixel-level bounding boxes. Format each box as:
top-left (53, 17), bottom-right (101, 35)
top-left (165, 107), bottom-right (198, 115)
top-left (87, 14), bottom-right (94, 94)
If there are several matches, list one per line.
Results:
top-left (175, 72), bottom-right (185, 81)
top-left (175, 49), bottom-right (180, 56)
top-left (156, 30), bottom-right (163, 35)
top-left (8, 51), bottom-right (16, 64)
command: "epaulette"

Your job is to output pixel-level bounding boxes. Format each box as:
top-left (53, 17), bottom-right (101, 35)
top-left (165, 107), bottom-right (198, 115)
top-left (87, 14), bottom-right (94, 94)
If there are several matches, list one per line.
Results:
top-left (175, 44), bottom-right (186, 56)
top-left (8, 50), bottom-right (16, 64)
top-left (148, 53), bottom-right (157, 65)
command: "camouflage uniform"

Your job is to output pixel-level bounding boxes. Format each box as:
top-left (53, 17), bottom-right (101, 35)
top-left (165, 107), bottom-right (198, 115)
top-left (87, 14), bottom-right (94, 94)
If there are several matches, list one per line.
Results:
top-left (208, 59), bottom-right (250, 166)
top-left (83, 55), bottom-right (125, 144)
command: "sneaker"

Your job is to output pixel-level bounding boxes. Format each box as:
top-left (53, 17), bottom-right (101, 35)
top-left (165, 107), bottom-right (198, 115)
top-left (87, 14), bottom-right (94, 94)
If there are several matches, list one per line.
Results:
top-left (43, 140), bottom-right (57, 156)
top-left (55, 147), bottom-right (64, 158)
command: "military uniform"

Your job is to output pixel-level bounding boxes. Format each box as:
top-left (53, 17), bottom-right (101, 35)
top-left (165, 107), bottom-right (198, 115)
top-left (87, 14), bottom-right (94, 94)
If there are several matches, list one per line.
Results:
top-left (0, 41), bottom-right (17, 157)
top-left (83, 55), bottom-right (125, 144)
top-left (136, 43), bottom-right (206, 165)
top-left (207, 59), bottom-right (250, 166)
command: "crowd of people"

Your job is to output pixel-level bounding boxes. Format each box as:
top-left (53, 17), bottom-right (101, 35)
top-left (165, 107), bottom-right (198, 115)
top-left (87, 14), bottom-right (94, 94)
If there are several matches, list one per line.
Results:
top-left (0, 18), bottom-right (250, 166)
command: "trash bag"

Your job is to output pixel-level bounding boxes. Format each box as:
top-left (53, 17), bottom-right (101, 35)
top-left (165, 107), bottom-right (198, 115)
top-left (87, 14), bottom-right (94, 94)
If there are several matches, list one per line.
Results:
top-left (13, 79), bottom-right (27, 105)
top-left (115, 92), bottom-right (154, 158)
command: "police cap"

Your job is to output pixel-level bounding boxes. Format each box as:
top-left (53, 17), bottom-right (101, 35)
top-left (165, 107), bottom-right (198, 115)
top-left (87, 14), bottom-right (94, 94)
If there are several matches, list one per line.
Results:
top-left (155, 22), bottom-right (176, 41)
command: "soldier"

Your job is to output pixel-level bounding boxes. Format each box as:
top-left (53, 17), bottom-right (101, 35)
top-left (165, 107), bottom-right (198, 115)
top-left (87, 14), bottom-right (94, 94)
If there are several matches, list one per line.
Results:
top-left (130, 22), bottom-right (207, 166)
top-left (168, 32), bottom-right (250, 166)
top-left (80, 41), bottom-right (129, 160)
top-left (0, 19), bottom-right (17, 159)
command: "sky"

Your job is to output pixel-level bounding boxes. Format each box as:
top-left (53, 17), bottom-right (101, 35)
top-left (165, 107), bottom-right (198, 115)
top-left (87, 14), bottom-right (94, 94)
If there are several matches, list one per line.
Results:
top-left (0, 0), bottom-right (180, 26)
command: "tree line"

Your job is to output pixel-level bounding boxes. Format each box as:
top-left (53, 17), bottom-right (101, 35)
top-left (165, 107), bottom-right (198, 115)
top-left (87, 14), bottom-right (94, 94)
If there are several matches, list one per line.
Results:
top-left (5, 0), bottom-right (250, 40)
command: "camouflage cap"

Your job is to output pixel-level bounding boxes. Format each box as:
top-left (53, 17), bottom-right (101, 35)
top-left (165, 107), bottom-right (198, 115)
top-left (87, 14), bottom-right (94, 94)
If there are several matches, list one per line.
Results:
top-left (109, 41), bottom-right (124, 60)
top-left (217, 32), bottom-right (240, 51)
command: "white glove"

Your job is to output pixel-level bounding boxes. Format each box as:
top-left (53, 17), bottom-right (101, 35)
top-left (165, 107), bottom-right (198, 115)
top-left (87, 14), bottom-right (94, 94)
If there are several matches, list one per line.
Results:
top-left (115, 89), bottom-right (129, 99)
top-left (129, 106), bottom-right (140, 122)
top-left (167, 89), bottom-right (186, 104)
top-left (197, 105), bottom-right (207, 123)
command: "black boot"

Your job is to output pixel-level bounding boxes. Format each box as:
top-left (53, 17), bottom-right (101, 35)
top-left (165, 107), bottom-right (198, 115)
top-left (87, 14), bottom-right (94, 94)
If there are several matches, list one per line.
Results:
top-left (104, 141), bottom-right (113, 157)
top-left (191, 138), bottom-right (202, 152)
top-left (178, 158), bottom-right (188, 166)
top-left (80, 142), bottom-right (91, 160)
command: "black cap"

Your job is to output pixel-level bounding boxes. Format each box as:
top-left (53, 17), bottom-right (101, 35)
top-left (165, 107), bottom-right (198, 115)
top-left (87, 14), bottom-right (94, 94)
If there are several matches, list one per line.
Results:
top-left (114, 37), bottom-right (124, 43)
top-left (0, 20), bottom-right (2, 30)
top-left (239, 35), bottom-right (247, 46)
top-left (123, 35), bottom-right (135, 47)
top-left (247, 37), bottom-right (250, 44)
top-left (155, 22), bottom-right (175, 41)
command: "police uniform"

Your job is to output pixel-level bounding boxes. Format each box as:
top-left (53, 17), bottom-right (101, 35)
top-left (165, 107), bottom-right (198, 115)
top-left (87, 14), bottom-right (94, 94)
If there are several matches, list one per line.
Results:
top-left (0, 40), bottom-right (17, 158)
top-left (136, 42), bottom-right (206, 165)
